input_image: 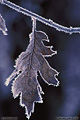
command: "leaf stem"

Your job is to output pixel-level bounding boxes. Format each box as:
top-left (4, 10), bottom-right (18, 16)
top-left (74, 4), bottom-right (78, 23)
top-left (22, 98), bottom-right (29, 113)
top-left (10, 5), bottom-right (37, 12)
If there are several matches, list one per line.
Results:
top-left (32, 18), bottom-right (36, 32)
top-left (1, 0), bottom-right (80, 34)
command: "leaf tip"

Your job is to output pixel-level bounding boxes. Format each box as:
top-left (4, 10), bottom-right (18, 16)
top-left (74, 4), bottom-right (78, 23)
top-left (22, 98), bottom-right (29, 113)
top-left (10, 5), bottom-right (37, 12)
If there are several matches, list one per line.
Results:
top-left (54, 71), bottom-right (60, 87)
top-left (19, 93), bottom-right (33, 119)
top-left (2, 30), bottom-right (8, 35)
top-left (5, 79), bottom-right (9, 86)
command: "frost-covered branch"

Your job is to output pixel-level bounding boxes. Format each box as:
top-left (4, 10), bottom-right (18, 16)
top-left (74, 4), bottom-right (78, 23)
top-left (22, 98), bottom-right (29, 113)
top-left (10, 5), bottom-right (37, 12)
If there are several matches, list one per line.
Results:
top-left (0, 0), bottom-right (80, 34)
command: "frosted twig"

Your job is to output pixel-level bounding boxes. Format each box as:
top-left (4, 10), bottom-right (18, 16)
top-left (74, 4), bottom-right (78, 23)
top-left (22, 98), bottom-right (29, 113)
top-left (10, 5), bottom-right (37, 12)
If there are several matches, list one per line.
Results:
top-left (0, 0), bottom-right (80, 34)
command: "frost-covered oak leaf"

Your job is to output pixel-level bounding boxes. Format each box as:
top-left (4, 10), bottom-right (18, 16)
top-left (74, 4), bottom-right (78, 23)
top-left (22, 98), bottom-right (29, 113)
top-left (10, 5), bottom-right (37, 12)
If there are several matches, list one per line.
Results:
top-left (5, 30), bottom-right (59, 119)
top-left (0, 14), bottom-right (7, 35)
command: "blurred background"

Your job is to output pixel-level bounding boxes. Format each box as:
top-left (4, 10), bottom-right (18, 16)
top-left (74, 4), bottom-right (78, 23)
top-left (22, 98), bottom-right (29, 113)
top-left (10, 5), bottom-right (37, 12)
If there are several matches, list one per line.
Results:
top-left (0, 0), bottom-right (80, 120)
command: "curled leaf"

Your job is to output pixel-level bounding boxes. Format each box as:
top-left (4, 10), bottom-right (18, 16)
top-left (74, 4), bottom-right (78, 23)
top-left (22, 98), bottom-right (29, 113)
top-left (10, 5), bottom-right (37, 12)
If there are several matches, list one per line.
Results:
top-left (6, 30), bottom-right (59, 119)
top-left (0, 14), bottom-right (7, 35)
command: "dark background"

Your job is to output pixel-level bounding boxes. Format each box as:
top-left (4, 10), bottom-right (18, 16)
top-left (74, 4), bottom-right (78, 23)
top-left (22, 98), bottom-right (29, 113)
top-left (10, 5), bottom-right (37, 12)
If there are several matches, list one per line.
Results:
top-left (0, 0), bottom-right (80, 120)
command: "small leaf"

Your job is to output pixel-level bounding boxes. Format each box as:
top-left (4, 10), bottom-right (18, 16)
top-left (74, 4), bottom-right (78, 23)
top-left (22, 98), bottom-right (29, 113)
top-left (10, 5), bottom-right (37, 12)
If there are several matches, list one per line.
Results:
top-left (6, 30), bottom-right (59, 119)
top-left (0, 14), bottom-right (7, 35)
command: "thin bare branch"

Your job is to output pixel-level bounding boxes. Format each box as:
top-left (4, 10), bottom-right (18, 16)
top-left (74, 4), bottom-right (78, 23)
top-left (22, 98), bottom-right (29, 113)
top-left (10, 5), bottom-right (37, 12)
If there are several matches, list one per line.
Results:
top-left (0, 0), bottom-right (80, 34)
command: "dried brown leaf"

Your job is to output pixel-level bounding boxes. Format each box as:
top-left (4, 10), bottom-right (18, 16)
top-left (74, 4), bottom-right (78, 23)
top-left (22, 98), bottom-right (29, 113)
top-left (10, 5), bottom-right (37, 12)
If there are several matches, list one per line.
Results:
top-left (5, 30), bottom-right (59, 119)
top-left (0, 14), bottom-right (7, 35)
